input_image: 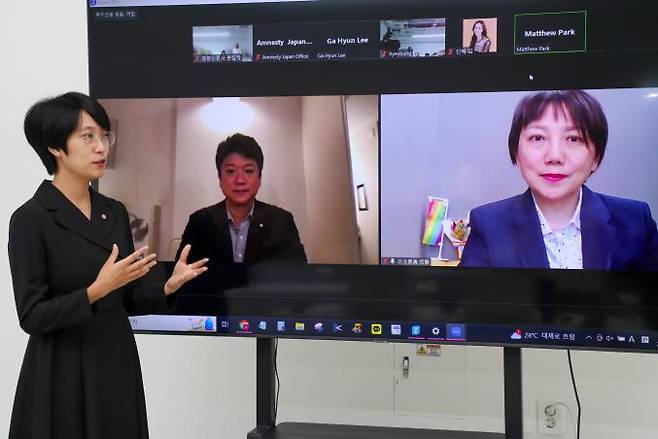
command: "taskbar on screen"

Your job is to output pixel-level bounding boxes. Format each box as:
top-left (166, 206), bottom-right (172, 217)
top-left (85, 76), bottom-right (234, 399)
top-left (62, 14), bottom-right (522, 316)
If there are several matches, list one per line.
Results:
top-left (129, 315), bottom-right (658, 352)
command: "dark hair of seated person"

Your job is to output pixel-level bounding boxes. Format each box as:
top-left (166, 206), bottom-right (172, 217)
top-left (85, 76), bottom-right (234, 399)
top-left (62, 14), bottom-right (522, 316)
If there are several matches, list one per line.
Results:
top-left (508, 89), bottom-right (608, 167)
top-left (23, 91), bottom-right (111, 175)
top-left (215, 132), bottom-right (265, 177)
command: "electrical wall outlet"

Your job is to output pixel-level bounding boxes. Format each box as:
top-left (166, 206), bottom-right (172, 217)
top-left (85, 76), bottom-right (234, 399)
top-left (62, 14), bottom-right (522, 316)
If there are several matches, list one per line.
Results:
top-left (537, 399), bottom-right (564, 435)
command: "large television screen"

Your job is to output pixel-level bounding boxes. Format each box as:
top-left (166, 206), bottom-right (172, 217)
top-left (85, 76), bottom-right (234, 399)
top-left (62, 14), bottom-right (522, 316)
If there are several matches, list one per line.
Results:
top-left (88, 0), bottom-right (658, 351)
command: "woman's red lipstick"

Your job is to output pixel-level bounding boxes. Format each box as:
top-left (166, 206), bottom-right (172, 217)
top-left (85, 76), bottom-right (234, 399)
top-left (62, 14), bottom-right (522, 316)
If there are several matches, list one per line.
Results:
top-left (542, 173), bottom-right (566, 182)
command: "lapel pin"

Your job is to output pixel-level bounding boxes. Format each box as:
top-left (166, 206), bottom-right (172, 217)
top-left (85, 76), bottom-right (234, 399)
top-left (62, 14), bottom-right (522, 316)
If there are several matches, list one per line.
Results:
top-left (101, 213), bottom-right (107, 220)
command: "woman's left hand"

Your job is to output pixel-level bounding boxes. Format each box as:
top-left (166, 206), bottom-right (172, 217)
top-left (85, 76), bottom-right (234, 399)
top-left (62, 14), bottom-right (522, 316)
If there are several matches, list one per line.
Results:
top-left (164, 244), bottom-right (209, 295)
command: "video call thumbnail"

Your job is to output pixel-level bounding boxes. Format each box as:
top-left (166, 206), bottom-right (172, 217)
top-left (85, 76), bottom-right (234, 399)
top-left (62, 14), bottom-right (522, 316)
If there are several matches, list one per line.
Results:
top-left (462, 18), bottom-right (498, 54)
top-left (193, 25), bottom-right (254, 62)
top-left (514, 11), bottom-right (587, 54)
top-left (380, 88), bottom-right (658, 271)
top-left (253, 21), bottom-right (380, 62)
top-left (98, 95), bottom-right (380, 266)
top-left (380, 19), bottom-right (446, 58)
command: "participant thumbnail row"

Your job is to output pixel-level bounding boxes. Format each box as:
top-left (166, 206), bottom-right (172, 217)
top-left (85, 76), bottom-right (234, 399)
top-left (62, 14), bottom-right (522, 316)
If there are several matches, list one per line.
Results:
top-left (191, 11), bottom-right (587, 63)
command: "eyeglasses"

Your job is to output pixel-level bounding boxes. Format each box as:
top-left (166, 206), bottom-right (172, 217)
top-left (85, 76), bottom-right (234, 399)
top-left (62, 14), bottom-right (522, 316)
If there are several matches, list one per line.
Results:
top-left (80, 132), bottom-right (116, 148)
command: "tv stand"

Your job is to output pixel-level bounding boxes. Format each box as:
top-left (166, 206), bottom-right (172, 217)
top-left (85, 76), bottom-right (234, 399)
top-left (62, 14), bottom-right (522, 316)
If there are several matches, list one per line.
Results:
top-left (247, 338), bottom-right (523, 439)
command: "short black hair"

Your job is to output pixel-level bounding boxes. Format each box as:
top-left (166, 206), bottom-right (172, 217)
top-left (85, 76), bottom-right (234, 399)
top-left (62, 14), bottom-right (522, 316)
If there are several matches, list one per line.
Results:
top-left (215, 133), bottom-right (264, 176)
top-left (508, 90), bottom-right (608, 166)
top-left (23, 91), bottom-right (111, 175)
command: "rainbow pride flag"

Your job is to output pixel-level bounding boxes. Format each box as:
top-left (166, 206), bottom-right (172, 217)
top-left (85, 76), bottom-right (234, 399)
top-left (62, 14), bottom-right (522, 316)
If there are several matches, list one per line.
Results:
top-left (422, 196), bottom-right (449, 246)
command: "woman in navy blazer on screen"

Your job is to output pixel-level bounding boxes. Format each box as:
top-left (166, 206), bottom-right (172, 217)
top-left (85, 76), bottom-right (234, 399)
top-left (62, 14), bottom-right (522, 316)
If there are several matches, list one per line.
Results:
top-left (460, 90), bottom-right (658, 270)
top-left (8, 92), bottom-right (208, 439)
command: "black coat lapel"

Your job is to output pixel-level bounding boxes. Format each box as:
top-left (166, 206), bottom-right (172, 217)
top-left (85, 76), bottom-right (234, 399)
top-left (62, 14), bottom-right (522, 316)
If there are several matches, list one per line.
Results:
top-left (90, 188), bottom-right (119, 251)
top-left (512, 189), bottom-right (549, 268)
top-left (207, 201), bottom-right (234, 260)
top-left (34, 181), bottom-right (116, 252)
top-left (580, 186), bottom-right (613, 270)
top-left (245, 201), bottom-right (265, 263)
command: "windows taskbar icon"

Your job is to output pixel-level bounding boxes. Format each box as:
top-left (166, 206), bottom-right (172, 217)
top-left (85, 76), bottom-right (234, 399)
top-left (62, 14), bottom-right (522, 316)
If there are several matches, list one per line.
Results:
top-left (447, 323), bottom-right (466, 340)
top-left (238, 319), bottom-right (251, 332)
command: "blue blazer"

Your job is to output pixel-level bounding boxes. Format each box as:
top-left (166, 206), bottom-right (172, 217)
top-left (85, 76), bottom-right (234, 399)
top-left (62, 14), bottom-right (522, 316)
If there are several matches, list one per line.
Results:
top-left (460, 186), bottom-right (658, 270)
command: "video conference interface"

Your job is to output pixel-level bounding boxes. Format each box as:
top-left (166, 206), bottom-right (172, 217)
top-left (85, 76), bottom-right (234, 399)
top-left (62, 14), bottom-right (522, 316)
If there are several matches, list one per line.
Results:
top-left (89, 0), bottom-right (658, 345)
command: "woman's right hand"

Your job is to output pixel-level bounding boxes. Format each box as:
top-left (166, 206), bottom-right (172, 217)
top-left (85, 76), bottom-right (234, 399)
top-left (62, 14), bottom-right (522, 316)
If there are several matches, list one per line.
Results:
top-left (87, 244), bottom-right (157, 304)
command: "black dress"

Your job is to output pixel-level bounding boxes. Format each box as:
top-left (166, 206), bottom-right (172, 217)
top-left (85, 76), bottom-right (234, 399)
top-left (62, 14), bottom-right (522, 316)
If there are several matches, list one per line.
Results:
top-left (8, 181), bottom-right (173, 439)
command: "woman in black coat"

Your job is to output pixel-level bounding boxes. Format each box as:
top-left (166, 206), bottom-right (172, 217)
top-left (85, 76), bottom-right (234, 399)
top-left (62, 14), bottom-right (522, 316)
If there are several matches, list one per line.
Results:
top-left (8, 92), bottom-right (208, 438)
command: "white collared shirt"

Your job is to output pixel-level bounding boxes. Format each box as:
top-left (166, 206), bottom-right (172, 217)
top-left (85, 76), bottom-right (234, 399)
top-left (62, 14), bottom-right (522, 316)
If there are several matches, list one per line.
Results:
top-left (533, 189), bottom-right (583, 269)
top-left (227, 203), bottom-right (255, 263)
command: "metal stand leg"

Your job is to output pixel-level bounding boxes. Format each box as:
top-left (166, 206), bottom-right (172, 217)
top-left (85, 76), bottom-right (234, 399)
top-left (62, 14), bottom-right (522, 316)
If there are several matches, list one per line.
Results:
top-left (504, 347), bottom-right (523, 439)
top-left (246, 341), bottom-right (523, 438)
top-left (247, 338), bottom-right (276, 439)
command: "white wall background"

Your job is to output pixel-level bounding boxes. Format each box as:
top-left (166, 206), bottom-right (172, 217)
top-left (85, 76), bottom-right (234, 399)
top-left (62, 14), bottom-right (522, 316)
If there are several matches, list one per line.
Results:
top-left (2, 2), bottom-right (658, 439)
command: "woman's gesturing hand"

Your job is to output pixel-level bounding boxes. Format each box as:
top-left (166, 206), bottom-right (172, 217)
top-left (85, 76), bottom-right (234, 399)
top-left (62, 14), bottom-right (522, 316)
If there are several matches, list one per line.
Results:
top-left (163, 244), bottom-right (209, 296)
top-left (87, 244), bottom-right (157, 304)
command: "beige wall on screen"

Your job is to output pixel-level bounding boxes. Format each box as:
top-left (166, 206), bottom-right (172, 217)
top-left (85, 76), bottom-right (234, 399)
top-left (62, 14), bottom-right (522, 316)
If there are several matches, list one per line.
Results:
top-left (345, 95), bottom-right (380, 265)
top-left (99, 98), bottom-right (177, 257)
top-left (301, 96), bottom-right (360, 263)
